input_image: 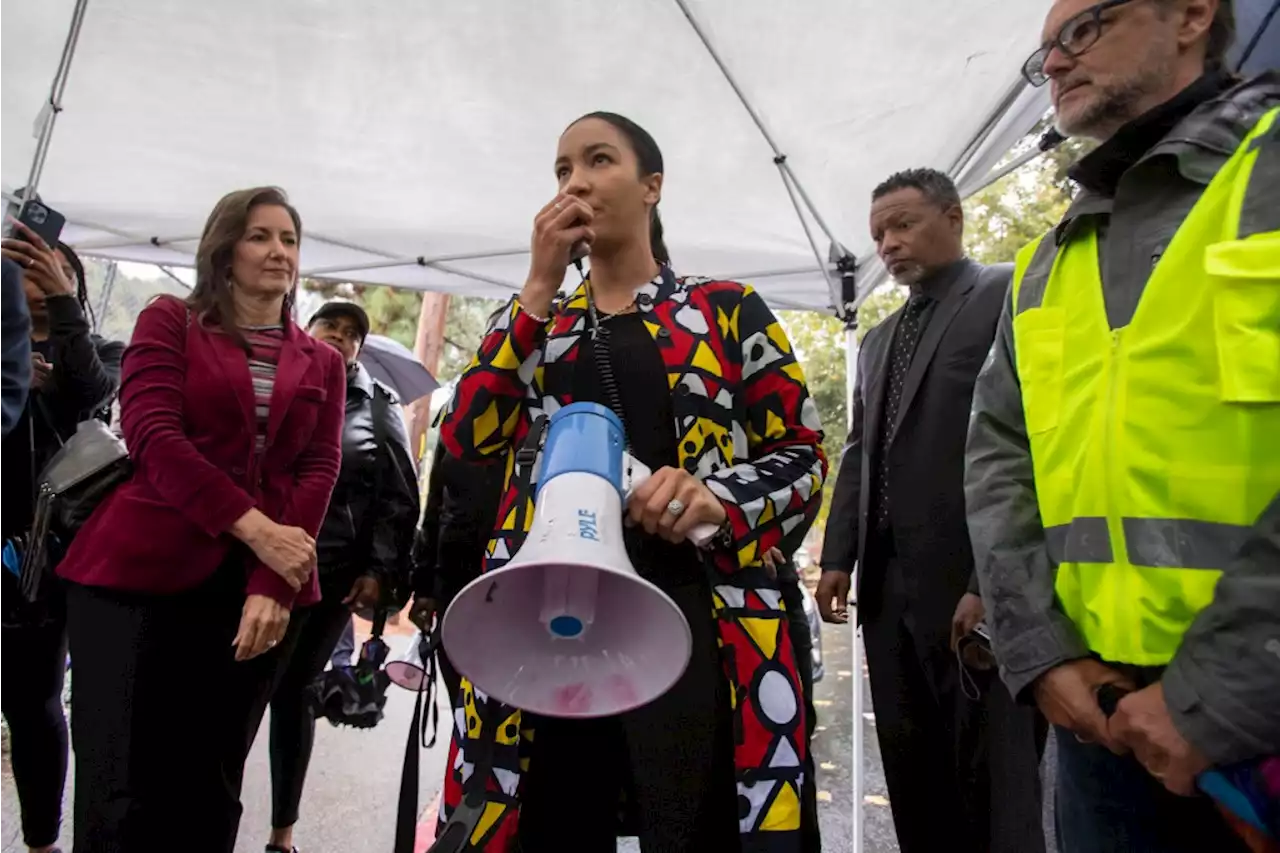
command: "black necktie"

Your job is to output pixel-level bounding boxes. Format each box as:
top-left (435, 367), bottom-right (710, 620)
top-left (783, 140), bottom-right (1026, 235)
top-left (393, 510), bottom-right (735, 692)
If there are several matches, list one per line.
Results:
top-left (875, 294), bottom-right (930, 529)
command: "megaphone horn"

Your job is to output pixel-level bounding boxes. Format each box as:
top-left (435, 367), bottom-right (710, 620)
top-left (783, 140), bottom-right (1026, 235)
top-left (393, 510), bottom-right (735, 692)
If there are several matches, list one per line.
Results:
top-left (386, 630), bottom-right (435, 691)
top-left (441, 402), bottom-right (694, 719)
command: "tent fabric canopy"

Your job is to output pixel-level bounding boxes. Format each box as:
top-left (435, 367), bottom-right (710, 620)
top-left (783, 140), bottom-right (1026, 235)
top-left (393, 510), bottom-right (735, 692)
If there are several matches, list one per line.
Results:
top-left (3, 0), bottom-right (1052, 312)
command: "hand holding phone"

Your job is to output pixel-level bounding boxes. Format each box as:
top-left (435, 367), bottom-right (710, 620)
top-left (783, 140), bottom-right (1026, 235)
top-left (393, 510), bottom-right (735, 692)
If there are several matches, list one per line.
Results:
top-left (14, 199), bottom-right (66, 249)
top-left (1, 216), bottom-right (75, 298)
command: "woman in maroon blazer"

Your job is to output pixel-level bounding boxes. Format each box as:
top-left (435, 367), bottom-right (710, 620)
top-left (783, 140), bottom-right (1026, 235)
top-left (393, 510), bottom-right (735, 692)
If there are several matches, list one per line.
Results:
top-left (57, 187), bottom-right (347, 853)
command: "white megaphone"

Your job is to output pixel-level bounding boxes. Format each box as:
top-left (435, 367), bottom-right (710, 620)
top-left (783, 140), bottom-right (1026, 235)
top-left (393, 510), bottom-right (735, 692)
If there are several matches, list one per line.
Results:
top-left (386, 631), bottom-right (433, 691)
top-left (441, 402), bottom-right (715, 718)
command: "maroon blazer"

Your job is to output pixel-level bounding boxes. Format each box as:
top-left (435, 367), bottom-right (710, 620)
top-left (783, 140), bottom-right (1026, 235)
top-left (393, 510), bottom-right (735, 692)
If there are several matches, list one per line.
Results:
top-left (58, 295), bottom-right (346, 608)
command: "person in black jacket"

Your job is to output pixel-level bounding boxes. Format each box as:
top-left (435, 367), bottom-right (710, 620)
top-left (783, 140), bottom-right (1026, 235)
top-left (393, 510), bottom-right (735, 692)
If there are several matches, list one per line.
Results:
top-left (1, 228), bottom-right (123, 853)
top-left (257, 301), bottom-right (420, 853)
top-left (408, 430), bottom-right (506, 704)
top-left (2, 257), bottom-right (32, 437)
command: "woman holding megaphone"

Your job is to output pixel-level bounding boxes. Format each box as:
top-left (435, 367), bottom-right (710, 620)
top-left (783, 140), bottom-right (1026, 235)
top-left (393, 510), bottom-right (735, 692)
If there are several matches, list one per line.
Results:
top-left (437, 112), bottom-right (826, 853)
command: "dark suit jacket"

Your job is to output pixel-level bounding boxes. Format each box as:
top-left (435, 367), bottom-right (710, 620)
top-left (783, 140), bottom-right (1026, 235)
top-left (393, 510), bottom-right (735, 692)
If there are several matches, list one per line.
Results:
top-left (58, 295), bottom-right (347, 608)
top-left (821, 259), bottom-right (1010, 643)
top-left (1, 258), bottom-right (31, 437)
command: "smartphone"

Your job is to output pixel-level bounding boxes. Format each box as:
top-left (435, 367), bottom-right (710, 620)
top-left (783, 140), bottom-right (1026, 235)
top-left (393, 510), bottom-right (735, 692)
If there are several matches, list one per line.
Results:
top-left (970, 621), bottom-right (991, 646)
top-left (15, 199), bottom-right (66, 248)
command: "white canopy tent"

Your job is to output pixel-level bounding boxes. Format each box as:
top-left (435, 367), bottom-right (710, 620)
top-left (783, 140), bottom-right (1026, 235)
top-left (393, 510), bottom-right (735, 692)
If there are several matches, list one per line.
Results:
top-left (3, 0), bottom-right (1054, 317)
top-left (2, 4), bottom-right (1058, 850)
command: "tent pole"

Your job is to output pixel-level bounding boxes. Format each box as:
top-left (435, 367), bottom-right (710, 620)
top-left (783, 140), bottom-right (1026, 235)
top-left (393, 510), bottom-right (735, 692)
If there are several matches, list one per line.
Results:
top-left (18, 0), bottom-right (91, 205)
top-left (843, 312), bottom-right (864, 853)
top-left (670, 0), bottom-right (846, 314)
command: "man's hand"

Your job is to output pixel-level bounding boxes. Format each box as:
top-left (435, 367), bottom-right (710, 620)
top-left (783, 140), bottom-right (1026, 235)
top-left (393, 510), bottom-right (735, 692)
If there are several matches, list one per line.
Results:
top-left (408, 595), bottom-right (437, 632)
top-left (815, 570), bottom-right (851, 624)
top-left (950, 592), bottom-right (985, 652)
top-left (1033, 659), bottom-right (1135, 753)
top-left (342, 574), bottom-right (381, 613)
top-left (1110, 683), bottom-right (1211, 796)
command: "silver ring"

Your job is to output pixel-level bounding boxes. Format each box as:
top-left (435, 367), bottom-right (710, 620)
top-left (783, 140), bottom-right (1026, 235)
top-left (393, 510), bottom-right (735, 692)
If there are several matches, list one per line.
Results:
top-left (554, 201), bottom-right (563, 211)
top-left (267, 639), bottom-right (277, 648)
top-left (667, 499), bottom-right (685, 517)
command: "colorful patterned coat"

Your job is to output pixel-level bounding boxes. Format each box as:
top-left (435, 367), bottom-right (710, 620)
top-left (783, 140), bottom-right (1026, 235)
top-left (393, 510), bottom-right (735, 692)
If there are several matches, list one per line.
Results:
top-left (438, 269), bottom-right (827, 852)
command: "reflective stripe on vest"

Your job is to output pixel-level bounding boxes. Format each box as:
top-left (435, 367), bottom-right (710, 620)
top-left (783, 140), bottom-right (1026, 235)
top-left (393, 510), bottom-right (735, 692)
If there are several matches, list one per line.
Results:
top-left (1011, 106), bottom-right (1280, 665)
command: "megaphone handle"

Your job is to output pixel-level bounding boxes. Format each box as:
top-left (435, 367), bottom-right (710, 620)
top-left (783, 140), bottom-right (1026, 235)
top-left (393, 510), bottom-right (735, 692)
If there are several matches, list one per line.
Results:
top-left (687, 522), bottom-right (720, 548)
top-left (625, 455), bottom-right (723, 548)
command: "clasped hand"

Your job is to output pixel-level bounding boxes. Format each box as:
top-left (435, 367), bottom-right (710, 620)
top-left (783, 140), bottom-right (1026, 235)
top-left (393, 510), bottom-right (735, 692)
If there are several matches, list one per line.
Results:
top-left (1035, 661), bottom-right (1210, 795)
top-left (625, 466), bottom-right (726, 544)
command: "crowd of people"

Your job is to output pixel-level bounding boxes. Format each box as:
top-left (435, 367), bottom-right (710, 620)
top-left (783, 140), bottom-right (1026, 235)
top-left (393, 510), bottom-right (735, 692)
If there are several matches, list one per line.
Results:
top-left (0, 0), bottom-right (1275, 852)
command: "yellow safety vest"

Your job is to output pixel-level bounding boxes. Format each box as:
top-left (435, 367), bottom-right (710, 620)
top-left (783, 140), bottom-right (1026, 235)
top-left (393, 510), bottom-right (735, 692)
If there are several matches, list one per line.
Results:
top-left (1010, 107), bottom-right (1280, 665)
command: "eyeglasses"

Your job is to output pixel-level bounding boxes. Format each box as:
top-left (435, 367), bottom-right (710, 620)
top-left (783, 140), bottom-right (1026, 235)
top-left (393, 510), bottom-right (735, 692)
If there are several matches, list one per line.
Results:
top-left (1022, 0), bottom-right (1142, 87)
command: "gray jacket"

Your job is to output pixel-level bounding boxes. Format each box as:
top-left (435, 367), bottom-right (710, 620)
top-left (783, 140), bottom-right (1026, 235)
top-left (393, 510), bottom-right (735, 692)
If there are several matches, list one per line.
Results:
top-left (964, 72), bottom-right (1280, 766)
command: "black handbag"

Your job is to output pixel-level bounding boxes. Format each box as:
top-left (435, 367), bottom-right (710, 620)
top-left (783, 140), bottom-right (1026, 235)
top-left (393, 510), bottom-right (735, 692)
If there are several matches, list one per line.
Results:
top-left (19, 406), bottom-right (131, 602)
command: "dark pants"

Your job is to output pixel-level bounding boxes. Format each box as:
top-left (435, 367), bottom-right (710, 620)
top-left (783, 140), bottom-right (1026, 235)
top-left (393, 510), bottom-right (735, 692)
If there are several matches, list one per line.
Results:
top-left (778, 566), bottom-right (821, 853)
top-left (518, 582), bottom-right (740, 852)
top-left (267, 594), bottom-right (356, 829)
top-left (1, 602), bottom-right (69, 848)
top-left (1055, 725), bottom-right (1251, 853)
top-left (863, 551), bottom-right (1046, 853)
top-left (65, 567), bottom-right (299, 853)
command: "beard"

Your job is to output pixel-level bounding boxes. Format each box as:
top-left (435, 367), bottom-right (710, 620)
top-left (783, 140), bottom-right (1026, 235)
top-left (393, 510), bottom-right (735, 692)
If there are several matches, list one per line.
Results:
top-left (1055, 48), bottom-right (1175, 140)
top-left (888, 261), bottom-right (928, 286)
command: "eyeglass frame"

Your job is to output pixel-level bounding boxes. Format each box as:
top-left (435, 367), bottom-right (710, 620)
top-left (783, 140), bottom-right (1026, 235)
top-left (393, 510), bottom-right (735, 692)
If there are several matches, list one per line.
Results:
top-left (1021, 0), bottom-right (1144, 87)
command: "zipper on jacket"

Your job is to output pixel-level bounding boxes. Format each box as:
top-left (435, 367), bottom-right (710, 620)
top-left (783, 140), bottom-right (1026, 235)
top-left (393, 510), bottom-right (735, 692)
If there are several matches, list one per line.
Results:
top-left (1105, 328), bottom-right (1129, 658)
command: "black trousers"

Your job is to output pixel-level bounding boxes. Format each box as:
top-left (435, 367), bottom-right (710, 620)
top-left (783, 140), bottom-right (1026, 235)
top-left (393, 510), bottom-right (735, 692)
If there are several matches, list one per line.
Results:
top-left (517, 582), bottom-right (740, 853)
top-left (862, 551), bottom-right (1047, 853)
top-left (1, 588), bottom-right (69, 849)
top-left (65, 567), bottom-right (299, 853)
top-left (267, 593), bottom-right (356, 829)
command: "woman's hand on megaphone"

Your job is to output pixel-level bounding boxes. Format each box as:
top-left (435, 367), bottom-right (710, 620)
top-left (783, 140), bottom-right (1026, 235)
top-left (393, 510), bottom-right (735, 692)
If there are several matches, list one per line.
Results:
top-left (627, 466), bottom-right (727, 545)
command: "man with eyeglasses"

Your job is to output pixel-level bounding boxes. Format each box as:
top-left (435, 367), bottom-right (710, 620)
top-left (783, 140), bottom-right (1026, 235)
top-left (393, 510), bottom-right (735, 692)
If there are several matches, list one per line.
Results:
top-left (966, 1), bottom-right (1278, 851)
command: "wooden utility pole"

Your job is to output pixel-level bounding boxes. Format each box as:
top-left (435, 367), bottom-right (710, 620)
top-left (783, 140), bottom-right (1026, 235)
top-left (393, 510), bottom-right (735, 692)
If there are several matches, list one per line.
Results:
top-left (410, 291), bottom-right (451, 467)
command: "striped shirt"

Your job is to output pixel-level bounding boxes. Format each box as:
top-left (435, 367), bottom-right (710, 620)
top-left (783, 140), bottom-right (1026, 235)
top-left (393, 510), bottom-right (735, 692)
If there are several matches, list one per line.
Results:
top-left (243, 325), bottom-right (284, 454)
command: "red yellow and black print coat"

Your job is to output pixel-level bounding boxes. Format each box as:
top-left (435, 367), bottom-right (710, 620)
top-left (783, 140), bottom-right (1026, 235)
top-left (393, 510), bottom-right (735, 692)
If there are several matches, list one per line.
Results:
top-left (438, 269), bottom-right (827, 852)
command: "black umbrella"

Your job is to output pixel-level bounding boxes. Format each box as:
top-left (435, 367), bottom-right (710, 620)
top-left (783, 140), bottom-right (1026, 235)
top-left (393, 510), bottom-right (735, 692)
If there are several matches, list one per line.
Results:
top-left (1231, 0), bottom-right (1278, 74)
top-left (358, 334), bottom-right (440, 405)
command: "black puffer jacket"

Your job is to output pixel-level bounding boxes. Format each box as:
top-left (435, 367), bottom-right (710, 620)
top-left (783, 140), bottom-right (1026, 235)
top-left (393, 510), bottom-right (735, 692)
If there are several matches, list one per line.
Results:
top-left (412, 436), bottom-right (505, 606)
top-left (316, 362), bottom-right (419, 604)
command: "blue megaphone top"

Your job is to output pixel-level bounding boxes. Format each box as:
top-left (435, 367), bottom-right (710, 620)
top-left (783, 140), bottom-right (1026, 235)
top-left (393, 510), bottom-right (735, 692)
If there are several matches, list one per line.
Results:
top-left (537, 402), bottom-right (626, 499)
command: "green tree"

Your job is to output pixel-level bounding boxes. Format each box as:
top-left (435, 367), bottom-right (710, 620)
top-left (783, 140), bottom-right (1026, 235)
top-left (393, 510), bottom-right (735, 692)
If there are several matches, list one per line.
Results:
top-left (438, 296), bottom-right (504, 382)
top-left (964, 132), bottom-right (1090, 266)
top-left (299, 279), bottom-right (503, 384)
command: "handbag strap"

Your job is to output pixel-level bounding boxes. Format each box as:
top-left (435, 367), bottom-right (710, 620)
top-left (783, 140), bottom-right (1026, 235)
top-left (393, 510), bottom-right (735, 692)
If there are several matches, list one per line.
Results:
top-left (353, 383), bottom-right (390, 559)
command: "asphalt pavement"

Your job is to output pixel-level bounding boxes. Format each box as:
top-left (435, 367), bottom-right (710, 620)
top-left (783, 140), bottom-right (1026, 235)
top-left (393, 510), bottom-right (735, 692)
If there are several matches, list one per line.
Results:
top-left (3, 624), bottom-right (1056, 852)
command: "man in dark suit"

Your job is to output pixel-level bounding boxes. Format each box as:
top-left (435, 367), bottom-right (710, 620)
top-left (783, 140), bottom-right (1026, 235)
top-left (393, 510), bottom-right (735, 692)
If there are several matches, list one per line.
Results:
top-left (1, 258), bottom-right (31, 437)
top-left (817, 169), bottom-right (1045, 853)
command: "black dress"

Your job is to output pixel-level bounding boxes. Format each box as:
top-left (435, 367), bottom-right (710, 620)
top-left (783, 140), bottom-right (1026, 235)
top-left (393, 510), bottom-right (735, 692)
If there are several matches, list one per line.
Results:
top-left (517, 312), bottom-right (740, 852)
